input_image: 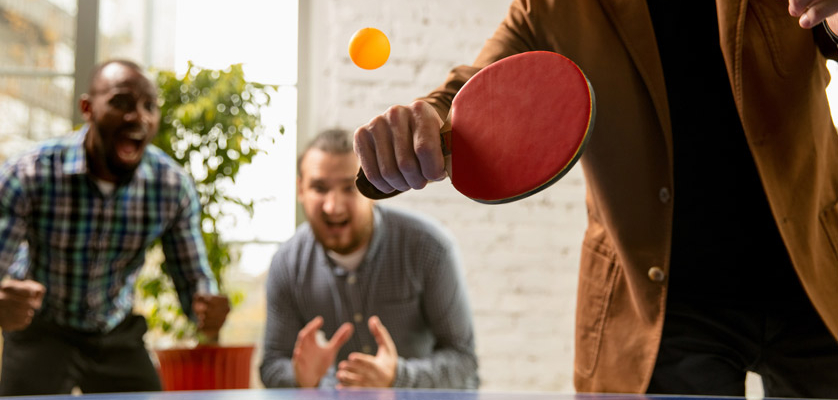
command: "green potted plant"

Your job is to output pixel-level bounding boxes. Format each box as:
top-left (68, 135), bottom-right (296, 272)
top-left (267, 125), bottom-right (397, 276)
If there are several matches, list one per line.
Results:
top-left (133, 62), bottom-right (279, 390)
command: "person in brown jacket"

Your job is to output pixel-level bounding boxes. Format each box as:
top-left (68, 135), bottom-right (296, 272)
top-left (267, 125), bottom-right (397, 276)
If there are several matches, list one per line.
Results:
top-left (353, 1), bottom-right (838, 397)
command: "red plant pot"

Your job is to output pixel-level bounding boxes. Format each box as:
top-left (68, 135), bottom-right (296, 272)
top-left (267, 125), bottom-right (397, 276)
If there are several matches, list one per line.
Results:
top-left (155, 345), bottom-right (255, 391)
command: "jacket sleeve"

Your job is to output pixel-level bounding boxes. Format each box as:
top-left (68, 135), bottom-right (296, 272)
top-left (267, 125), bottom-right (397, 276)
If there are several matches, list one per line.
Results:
top-left (419, 0), bottom-right (543, 121)
top-left (391, 233), bottom-right (480, 389)
top-left (260, 248), bottom-right (305, 388)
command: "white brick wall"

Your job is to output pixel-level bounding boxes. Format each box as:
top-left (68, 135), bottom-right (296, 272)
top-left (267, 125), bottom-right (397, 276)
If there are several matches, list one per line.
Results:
top-left (300, 0), bottom-right (587, 392)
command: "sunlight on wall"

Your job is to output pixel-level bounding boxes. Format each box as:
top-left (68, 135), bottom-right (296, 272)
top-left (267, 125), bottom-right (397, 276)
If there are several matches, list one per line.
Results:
top-left (174, 0), bottom-right (299, 276)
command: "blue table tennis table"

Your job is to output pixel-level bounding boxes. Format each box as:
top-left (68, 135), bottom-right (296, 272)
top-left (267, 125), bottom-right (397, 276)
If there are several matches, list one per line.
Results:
top-left (0, 389), bottom-right (774, 400)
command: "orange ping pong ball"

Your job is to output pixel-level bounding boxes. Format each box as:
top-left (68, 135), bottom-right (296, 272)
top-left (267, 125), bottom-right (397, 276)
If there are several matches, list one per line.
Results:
top-left (348, 27), bottom-right (390, 70)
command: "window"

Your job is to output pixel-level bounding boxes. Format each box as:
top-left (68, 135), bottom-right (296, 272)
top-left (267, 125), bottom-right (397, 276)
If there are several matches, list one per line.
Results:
top-left (0, 0), bottom-right (299, 277)
top-left (173, 0), bottom-right (299, 274)
top-left (0, 0), bottom-right (76, 155)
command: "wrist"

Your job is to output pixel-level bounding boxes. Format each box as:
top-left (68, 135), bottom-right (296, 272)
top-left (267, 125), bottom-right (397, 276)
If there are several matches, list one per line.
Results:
top-left (294, 375), bottom-right (320, 388)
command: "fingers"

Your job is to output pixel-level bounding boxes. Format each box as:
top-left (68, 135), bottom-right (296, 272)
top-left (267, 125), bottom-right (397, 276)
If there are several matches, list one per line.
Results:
top-left (1, 315), bottom-right (34, 332)
top-left (354, 126), bottom-right (394, 193)
top-left (388, 106), bottom-right (426, 190)
top-left (334, 319), bottom-right (398, 388)
top-left (0, 307), bottom-right (35, 331)
top-left (1, 280), bottom-right (45, 309)
top-left (192, 293), bottom-right (230, 309)
top-left (354, 100), bottom-right (446, 194)
top-left (15, 280), bottom-right (46, 298)
top-left (337, 353), bottom-right (377, 387)
top-left (292, 320), bottom-right (322, 389)
top-left (789, 0), bottom-right (814, 17)
top-left (337, 352), bottom-right (396, 388)
top-left (192, 293), bottom-right (230, 332)
top-left (410, 101), bottom-right (447, 182)
top-left (192, 294), bottom-right (229, 344)
top-left (0, 291), bottom-right (37, 308)
top-left (0, 281), bottom-right (42, 331)
top-left (789, 0), bottom-right (838, 28)
top-left (372, 108), bottom-right (411, 191)
top-left (293, 317), bottom-right (323, 370)
top-left (328, 322), bottom-right (355, 351)
top-left (336, 367), bottom-right (365, 387)
top-left (294, 317), bottom-right (354, 388)
top-left (368, 316), bottom-right (397, 356)
top-left (298, 316), bottom-right (325, 344)
top-left (339, 353), bottom-right (378, 375)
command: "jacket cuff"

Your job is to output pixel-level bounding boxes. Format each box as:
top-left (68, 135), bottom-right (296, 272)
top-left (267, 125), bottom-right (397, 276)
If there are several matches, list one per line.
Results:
top-left (392, 357), bottom-right (410, 387)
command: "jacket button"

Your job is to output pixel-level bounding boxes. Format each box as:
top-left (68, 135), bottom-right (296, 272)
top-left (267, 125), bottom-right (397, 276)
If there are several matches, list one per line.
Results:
top-left (659, 187), bottom-right (670, 204)
top-left (648, 266), bottom-right (666, 282)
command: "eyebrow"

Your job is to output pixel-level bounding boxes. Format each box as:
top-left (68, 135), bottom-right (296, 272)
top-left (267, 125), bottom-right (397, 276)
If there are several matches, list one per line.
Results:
top-left (96, 87), bottom-right (156, 99)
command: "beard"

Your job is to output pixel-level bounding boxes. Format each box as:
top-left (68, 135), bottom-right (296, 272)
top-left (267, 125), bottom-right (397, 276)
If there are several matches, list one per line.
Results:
top-left (315, 229), bottom-right (362, 254)
top-left (104, 151), bottom-right (142, 183)
top-left (312, 218), bottom-right (373, 255)
top-left (94, 123), bottom-right (150, 183)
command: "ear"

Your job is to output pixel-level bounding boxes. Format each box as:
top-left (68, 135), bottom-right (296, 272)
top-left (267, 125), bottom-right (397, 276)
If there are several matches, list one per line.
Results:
top-left (79, 94), bottom-right (93, 122)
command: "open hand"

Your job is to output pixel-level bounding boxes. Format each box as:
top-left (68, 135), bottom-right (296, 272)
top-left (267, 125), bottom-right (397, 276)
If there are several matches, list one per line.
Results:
top-left (336, 316), bottom-right (398, 388)
top-left (293, 316), bottom-right (354, 388)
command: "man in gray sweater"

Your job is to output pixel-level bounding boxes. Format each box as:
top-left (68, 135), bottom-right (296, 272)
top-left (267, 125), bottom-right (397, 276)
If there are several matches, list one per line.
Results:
top-left (260, 129), bottom-right (478, 389)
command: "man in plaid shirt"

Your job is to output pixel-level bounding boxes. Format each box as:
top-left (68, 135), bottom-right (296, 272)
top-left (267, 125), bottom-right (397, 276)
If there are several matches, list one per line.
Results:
top-left (0, 60), bottom-right (229, 395)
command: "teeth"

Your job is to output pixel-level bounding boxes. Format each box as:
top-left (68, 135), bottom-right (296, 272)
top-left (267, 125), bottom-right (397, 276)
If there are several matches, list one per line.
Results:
top-left (127, 131), bottom-right (146, 140)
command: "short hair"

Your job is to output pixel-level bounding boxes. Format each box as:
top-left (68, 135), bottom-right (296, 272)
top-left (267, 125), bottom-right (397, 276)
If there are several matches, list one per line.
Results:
top-left (87, 59), bottom-right (145, 94)
top-left (297, 129), bottom-right (354, 177)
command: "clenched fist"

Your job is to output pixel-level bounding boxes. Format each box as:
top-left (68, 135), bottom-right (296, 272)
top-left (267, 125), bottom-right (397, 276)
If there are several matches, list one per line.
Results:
top-left (0, 279), bottom-right (45, 332)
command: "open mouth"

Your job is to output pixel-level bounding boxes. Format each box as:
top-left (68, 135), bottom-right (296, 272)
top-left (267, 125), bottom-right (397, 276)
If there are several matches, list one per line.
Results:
top-left (115, 133), bottom-right (146, 163)
top-left (325, 219), bottom-right (350, 229)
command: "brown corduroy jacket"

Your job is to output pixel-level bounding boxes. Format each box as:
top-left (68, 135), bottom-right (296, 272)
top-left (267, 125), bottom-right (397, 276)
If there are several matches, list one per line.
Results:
top-left (421, 0), bottom-right (838, 393)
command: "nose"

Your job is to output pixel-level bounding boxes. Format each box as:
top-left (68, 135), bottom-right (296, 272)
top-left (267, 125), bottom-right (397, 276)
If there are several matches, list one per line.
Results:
top-left (323, 189), bottom-right (347, 216)
top-left (124, 102), bottom-right (153, 126)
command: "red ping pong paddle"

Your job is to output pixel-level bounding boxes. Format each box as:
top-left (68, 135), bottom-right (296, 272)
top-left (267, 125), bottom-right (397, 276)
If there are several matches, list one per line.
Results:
top-left (356, 50), bottom-right (595, 204)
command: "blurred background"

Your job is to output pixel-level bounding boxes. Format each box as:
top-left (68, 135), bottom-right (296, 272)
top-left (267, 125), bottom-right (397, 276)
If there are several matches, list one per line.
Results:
top-left (3, 0), bottom-right (838, 394)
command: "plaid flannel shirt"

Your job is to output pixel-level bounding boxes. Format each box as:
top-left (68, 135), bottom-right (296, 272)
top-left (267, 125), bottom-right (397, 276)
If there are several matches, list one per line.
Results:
top-left (0, 128), bottom-right (216, 332)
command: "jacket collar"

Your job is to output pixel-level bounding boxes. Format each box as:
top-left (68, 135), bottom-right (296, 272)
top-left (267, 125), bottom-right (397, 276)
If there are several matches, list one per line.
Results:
top-left (596, 0), bottom-right (745, 159)
top-left (598, 0), bottom-right (671, 147)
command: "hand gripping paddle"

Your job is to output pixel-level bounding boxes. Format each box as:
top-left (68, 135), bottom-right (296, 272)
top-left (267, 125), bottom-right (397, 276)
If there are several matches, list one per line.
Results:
top-left (356, 50), bottom-right (595, 204)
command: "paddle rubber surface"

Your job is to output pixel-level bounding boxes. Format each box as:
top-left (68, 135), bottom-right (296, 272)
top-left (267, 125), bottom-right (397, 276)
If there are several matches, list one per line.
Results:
top-left (450, 51), bottom-right (594, 203)
top-left (354, 51), bottom-right (594, 204)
